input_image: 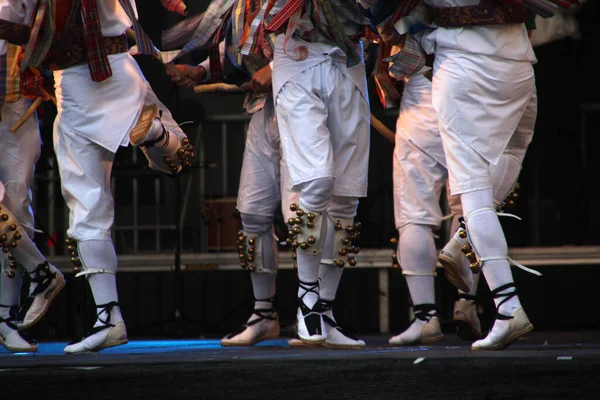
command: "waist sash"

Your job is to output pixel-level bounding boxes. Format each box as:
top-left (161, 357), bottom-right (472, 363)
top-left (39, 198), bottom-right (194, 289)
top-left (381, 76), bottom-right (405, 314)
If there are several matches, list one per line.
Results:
top-left (429, 0), bottom-right (527, 28)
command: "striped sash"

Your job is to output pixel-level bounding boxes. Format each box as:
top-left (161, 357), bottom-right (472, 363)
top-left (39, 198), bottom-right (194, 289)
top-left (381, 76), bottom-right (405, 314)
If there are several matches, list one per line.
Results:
top-left (21, 0), bottom-right (54, 71)
top-left (118, 0), bottom-right (157, 56)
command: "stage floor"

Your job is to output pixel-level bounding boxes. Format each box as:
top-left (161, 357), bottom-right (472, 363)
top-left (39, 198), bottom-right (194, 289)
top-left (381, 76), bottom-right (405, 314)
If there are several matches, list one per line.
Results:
top-left (2, 331), bottom-right (600, 399)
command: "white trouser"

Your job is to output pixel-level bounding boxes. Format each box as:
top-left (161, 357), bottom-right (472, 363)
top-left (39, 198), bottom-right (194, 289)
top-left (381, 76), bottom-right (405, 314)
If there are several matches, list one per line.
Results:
top-left (275, 60), bottom-right (370, 198)
top-left (393, 74), bottom-right (447, 230)
top-left (0, 98), bottom-right (41, 236)
top-left (237, 96), bottom-right (297, 218)
top-left (432, 50), bottom-right (535, 195)
top-left (53, 84), bottom-right (183, 241)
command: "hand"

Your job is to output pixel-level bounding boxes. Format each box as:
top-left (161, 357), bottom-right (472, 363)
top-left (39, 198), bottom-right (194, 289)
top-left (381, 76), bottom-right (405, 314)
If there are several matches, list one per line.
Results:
top-left (168, 64), bottom-right (206, 88)
top-left (250, 65), bottom-right (272, 93)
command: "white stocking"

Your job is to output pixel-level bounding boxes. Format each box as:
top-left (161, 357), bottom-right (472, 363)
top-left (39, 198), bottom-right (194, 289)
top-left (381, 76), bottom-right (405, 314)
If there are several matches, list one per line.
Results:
top-left (398, 224), bottom-right (437, 306)
top-left (78, 240), bottom-right (123, 325)
top-left (461, 189), bottom-right (521, 315)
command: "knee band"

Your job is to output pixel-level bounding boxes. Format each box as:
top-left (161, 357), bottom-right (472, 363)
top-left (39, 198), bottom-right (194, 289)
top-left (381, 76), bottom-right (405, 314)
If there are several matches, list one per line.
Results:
top-left (1, 253), bottom-right (20, 279)
top-left (236, 227), bottom-right (277, 274)
top-left (286, 203), bottom-right (325, 262)
top-left (65, 237), bottom-right (116, 278)
top-left (0, 204), bottom-right (25, 277)
top-left (0, 202), bottom-right (24, 254)
top-left (322, 215), bottom-right (361, 268)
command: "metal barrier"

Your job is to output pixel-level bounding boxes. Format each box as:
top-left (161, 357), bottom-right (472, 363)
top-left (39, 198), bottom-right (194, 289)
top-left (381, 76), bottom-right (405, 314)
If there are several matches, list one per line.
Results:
top-left (45, 246), bottom-right (600, 333)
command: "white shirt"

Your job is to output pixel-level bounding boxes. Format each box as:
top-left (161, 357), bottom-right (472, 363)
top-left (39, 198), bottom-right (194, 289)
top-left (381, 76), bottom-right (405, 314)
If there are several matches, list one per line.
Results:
top-left (422, 0), bottom-right (537, 63)
top-left (0, 0), bottom-right (136, 54)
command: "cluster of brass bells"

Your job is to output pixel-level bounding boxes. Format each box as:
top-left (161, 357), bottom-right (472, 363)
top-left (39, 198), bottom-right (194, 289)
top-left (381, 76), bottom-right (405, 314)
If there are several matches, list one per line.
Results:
top-left (459, 234), bottom-right (481, 274)
top-left (286, 203), bottom-right (317, 269)
top-left (66, 237), bottom-right (82, 273)
top-left (0, 209), bottom-right (21, 253)
top-left (4, 253), bottom-right (18, 278)
top-left (237, 230), bottom-right (256, 272)
top-left (391, 253), bottom-right (400, 269)
top-left (498, 183), bottom-right (520, 212)
top-left (332, 221), bottom-right (361, 268)
top-left (390, 237), bottom-right (400, 268)
top-left (163, 138), bottom-right (196, 173)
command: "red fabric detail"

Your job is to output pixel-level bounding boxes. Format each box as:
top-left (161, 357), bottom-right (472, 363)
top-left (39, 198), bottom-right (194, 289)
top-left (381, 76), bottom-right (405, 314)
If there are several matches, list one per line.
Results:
top-left (265, 0), bottom-right (305, 33)
top-left (81, 0), bottom-right (112, 82)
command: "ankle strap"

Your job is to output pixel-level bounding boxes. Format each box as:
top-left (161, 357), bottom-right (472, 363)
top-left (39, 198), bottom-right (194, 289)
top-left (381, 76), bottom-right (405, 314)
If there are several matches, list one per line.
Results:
top-left (27, 262), bottom-right (56, 298)
top-left (96, 301), bottom-right (120, 327)
top-left (298, 280), bottom-right (319, 299)
top-left (413, 304), bottom-right (437, 322)
top-left (491, 283), bottom-right (517, 320)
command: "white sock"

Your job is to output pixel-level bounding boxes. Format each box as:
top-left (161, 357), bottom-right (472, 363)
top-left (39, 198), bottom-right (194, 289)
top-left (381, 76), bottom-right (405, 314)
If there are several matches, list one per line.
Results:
top-left (8, 234), bottom-right (46, 294)
top-left (78, 240), bottom-right (123, 326)
top-left (461, 189), bottom-right (521, 315)
top-left (318, 215), bottom-right (341, 302)
top-left (399, 225), bottom-right (437, 305)
top-left (250, 273), bottom-right (276, 301)
top-left (296, 179), bottom-right (333, 309)
top-left (316, 196), bottom-right (360, 324)
top-left (241, 213), bottom-right (278, 316)
top-left (297, 254), bottom-right (321, 309)
top-left (297, 215), bottom-right (328, 310)
top-left (0, 255), bottom-right (22, 318)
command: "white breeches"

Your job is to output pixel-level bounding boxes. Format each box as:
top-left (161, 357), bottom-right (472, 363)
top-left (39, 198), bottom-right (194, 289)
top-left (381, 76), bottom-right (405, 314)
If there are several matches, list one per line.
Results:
top-left (432, 50), bottom-right (535, 195)
top-left (0, 98), bottom-right (42, 237)
top-left (53, 84), bottom-right (182, 241)
top-left (275, 60), bottom-right (370, 198)
top-left (393, 74), bottom-right (447, 230)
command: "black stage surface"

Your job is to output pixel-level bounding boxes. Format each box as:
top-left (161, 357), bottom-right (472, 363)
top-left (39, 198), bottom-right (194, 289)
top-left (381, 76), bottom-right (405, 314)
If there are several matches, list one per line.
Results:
top-left (2, 331), bottom-right (599, 399)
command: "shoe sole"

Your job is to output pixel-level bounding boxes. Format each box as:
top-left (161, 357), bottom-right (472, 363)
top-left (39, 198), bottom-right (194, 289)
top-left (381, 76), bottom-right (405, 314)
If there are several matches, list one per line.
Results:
top-left (439, 253), bottom-right (471, 293)
top-left (472, 323), bottom-right (534, 351)
top-left (130, 104), bottom-right (160, 146)
top-left (288, 338), bottom-right (320, 348)
top-left (454, 317), bottom-right (483, 342)
top-left (389, 334), bottom-right (444, 347)
top-left (65, 339), bottom-right (129, 355)
top-left (98, 339), bottom-right (129, 351)
top-left (19, 273), bottom-right (66, 330)
top-left (299, 336), bottom-right (326, 345)
top-left (221, 334), bottom-right (280, 347)
top-left (0, 337), bottom-right (38, 353)
top-left (322, 342), bottom-right (365, 350)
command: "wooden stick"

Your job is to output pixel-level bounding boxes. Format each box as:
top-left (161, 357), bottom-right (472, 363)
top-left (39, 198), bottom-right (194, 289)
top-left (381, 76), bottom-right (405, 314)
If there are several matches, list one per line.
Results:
top-left (10, 97), bottom-right (43, 133)
top-left (370, 114), bottom-right (395, 143)
top-left (193, 82), bottom-right (251, 93)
